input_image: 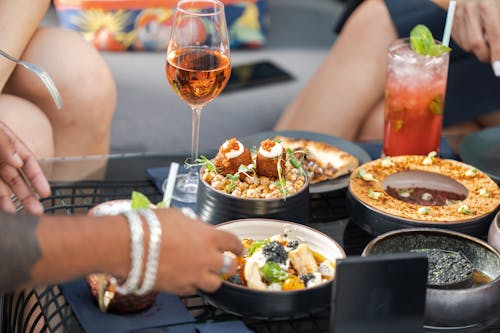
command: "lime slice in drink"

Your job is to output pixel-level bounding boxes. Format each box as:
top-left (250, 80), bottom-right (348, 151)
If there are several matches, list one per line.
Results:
top-left (410, 24), bottom-right (451, 56)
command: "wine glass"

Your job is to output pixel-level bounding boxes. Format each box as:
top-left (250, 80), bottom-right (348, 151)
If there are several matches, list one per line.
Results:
top-left (165, 0), bottom-right (231, 203)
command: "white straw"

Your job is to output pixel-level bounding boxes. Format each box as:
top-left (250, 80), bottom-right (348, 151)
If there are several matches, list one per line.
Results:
top-left (442, 0), bottom-right (456, 47)
top-left (163, 162), bottom-right (179, 207)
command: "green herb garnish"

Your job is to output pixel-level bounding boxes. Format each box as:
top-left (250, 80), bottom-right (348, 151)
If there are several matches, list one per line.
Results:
top-left (185, 155), bottom-right (216, 171)
top-left (429, 96), bottom-right (444, 115)
top-left (247, 239), bottom-right (269, 256)
top-left (410, 24), bottom-right (451, 56)
top-left (131, 191), bottom-right (152, 209)
top-left (260, 262), bottom-right (289, 284)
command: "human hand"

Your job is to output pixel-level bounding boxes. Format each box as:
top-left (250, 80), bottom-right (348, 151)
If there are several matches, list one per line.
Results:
top-left (0, 122), bottom-right (50, 215)
top-left (451, 0), bottom-right (500, 67)
top-left (153, 208), bottom-right (245, 295)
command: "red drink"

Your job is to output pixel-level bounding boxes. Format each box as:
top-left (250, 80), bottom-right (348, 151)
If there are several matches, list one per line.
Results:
top-left (383, 39), bottom-right (449, 156)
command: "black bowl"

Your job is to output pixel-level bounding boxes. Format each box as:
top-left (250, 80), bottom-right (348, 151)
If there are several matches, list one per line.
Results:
top-left (196, 167), bottom-right (309, 225)
top-left (203, 219), bottom-right (346, 318)
top-left (347, 189), bottom-right (497, 237)
top-left (347, 163), bottom-right (499, 237)
top-left (362, 228), bottom-right (500, 328)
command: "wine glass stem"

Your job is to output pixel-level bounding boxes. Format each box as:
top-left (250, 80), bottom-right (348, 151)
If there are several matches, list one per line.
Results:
top-left (189, 106), bottom-right (203, 180)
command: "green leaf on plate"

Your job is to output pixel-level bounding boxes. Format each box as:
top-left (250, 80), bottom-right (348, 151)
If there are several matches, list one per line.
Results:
top-left (131, 191), bottom-right (152, 210)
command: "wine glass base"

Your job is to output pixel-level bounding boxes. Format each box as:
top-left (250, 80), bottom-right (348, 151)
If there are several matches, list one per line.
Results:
top-left (172, 173), bottom-right (198, 203)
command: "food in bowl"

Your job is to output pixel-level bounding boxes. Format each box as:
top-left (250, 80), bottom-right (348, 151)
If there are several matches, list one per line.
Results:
top-left (362, 228), bottom-right (500, 327)
top-left (349, 154), bottom-right (499, 222)
top-left (410, 248), bottom-right (475, 289)
top-left (224, 231), bottom-right (336, 291)
top-left (200, 138), bottom-right (306, 199)
top-left (275, 136), bottom-right (359, 184)
top-left (203, 219), bottom-right (346, 318)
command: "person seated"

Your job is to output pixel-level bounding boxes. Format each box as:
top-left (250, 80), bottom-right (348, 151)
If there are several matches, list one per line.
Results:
top-left (0, 120), bottom-right (244, 294)
top-left (0, 0), bottom-right (116, 159)
top-left (275, 0), bottom-right (500, 145)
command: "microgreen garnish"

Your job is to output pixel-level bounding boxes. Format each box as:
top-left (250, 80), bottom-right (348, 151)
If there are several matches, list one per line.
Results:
top-left (464, 168), bottom-right (478, 177)
top-left (457, 205), bottom-right (471, 215)
top-left (224, 164), bottom-right (256, 194)
top-left (276, 153), bottom-right (288, 198)
top-left (260, 262), bottom-right (289, 284)
top-left (247, 239), bottom-right (269, 256)
top-left (410, 24), bottom-right (451, 56)
top-left (369, 189), bottom-right (382, 200)
top-left (356, 169), bottom-right (376, 182)
top-left (381, 157), bottom-right (394, 168)
top-left (423, 151), bottom-right (437, 165)
top-left (418, 207), bottom-right (430, 215)
top-left (286, 147), bottom-right (303, 169)
top-left (479, 188), bottom-right (490, 197)
top-left (185, 155), bottom-right (216, 171)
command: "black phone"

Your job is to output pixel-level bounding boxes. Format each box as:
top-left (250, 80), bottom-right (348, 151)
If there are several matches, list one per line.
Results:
top-left (222, 60), bottom-right (294, 93)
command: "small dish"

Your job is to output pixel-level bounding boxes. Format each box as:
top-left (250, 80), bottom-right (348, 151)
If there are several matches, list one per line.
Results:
top-left (362, 228), bottom-right (500, 328)
top-left (488, 210), bottom-right (500, 252)
top-left (203, 218), bottom-right (346, 318)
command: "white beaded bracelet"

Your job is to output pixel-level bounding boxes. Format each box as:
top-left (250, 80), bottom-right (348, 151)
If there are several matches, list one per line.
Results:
top-left (135, 209), bottom-right (162, 296)
top-left (110, 210), bottom-right (144, 295)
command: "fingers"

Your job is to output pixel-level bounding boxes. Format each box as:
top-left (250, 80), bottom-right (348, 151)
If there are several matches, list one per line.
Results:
top-left (480, 0), bottom-right (500, 62)
top-left (0, 164), bottom-right (45, 215)
top-left (213, 229), bottom-right (245, 257)
top-left (464, 1), bottom-right (490, 62)
top-left (0, 123), bottom-right (23, 169)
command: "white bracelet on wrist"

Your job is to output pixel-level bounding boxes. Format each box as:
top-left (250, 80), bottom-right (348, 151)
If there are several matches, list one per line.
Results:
top-left (111, 210), bottom-right (144, 295)
top-left (135, 209), bottom-right (162, 296)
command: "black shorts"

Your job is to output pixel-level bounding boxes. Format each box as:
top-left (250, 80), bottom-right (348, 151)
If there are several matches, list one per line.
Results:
top-left (336, 0), bottom-right (500, 126)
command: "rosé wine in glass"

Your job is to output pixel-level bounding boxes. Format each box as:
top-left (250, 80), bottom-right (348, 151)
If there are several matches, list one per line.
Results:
top-left (383, 38), bottom-right (450, 157)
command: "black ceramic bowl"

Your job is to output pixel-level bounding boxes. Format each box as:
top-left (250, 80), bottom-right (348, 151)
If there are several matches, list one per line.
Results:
top-left (362, 228), bottom-right (500, 328)
top-left (196, 167), bottom-right (309, 225)
top-left (347, 156), bottom-right (500, 237)
top-left (203, 219), bottom-right (346, 318)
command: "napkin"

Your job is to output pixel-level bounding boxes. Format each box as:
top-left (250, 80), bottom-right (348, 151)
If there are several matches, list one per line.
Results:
top-left (60, 279), bottom-right (194, 333)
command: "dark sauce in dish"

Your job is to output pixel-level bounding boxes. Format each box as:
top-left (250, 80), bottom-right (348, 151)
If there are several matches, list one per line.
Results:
top-left (386, 186), bottom-right (466, 206)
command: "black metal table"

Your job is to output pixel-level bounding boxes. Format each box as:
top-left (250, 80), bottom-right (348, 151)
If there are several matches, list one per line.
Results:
top-left (1, 153), bottom-right (498, 333)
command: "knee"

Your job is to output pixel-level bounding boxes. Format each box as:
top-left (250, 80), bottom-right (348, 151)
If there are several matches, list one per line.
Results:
top-left (0, 95), bottom-right (54, 159)
top-left (25, 27), bottom-right (116, 131)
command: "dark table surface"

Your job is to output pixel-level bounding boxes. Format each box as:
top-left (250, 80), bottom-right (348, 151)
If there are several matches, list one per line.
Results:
top-left (1, 152), bottom-right (498, 333)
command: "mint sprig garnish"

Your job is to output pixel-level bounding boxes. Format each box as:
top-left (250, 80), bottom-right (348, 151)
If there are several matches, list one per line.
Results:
top-left (410, 24), bottom-right (451, 56)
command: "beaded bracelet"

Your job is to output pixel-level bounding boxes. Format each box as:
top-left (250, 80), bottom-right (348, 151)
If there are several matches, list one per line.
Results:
top-left (135, 209), bottom-right (162, 296)
top-left (110, 210), bottom-right (144, 295)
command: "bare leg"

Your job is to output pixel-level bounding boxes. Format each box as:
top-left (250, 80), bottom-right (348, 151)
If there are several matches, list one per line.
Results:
top-left (274, 0), bottom-right (397, 141)
top-left (0, 94), bottom-right (53, 159)
top-left (4, 27), bottom-right (116, 157)
top-left (357, 99), bottom-right (385, 141)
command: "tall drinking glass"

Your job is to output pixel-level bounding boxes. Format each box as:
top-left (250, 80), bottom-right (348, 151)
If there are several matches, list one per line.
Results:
top-left (383, 38), bottom-right (450, 157)
top-left (165, 0), bottom-right (231, 203)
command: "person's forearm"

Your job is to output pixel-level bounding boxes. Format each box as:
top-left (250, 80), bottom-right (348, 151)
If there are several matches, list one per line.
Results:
top-left (0, 212), bottom-right (130, 291)
top-left (0, 0), bottom-right (51, 89)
